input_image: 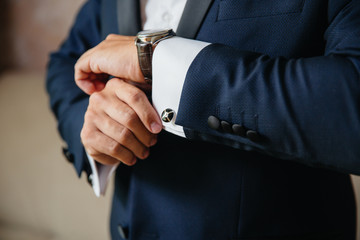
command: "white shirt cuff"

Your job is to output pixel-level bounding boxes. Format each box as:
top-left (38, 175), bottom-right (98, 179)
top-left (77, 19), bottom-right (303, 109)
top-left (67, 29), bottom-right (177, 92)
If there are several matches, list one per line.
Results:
top-left (86, 152), bottom-right (119, 197)
top-left (152, 37), bottom-right (210, 137)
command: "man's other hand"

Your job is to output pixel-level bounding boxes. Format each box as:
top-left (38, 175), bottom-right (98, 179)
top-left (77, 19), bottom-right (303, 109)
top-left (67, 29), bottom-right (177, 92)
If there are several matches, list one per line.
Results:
top-left (81, 78), bottom-right (162, 166)
top-left (74, 34), bottom-right (145, 95)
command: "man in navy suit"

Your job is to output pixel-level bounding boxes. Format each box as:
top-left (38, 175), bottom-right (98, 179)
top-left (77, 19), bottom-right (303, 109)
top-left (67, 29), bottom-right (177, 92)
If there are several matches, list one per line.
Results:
top-left (47, 0), bottom-right (360, 239)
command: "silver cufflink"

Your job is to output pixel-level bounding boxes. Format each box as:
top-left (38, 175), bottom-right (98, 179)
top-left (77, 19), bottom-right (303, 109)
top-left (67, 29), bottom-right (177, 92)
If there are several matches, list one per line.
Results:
top-left (161, 108), bottom-right (175, 123)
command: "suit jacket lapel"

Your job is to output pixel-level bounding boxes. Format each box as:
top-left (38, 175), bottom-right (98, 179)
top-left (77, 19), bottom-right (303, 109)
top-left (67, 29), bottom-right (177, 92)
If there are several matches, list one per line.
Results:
top-left (176, 0), bottom-right (214, 39)
top-left (117, 0), bottom-right (141, 35)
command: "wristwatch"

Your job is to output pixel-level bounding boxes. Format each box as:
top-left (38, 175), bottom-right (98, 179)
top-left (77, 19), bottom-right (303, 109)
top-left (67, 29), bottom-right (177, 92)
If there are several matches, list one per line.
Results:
top-left (135, 29), bottom-right (176, 84)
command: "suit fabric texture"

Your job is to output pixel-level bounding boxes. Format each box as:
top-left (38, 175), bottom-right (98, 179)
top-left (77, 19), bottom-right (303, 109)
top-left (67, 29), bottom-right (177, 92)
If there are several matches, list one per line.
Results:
top-left (46, 0), bottom-right (360, 239)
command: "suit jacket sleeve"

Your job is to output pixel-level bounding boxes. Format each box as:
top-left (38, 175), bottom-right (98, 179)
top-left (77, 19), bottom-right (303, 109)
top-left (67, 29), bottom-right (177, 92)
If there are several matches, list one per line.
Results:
top-left (176, 0), bottom-right (360, 174)
top-left (46, 0), bottom-right (102, 176)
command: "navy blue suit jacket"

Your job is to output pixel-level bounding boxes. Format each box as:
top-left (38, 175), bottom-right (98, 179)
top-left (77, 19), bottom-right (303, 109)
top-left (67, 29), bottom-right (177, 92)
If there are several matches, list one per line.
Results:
top-left (47, 0), bottom-right (360, 239)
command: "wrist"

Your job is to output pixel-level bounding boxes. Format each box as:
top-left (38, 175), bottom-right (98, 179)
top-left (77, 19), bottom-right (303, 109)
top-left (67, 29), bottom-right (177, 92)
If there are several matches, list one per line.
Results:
top-left (127, 42), bottom-right (145, 82)
top-left (132, 46), bottom-right (145, 82)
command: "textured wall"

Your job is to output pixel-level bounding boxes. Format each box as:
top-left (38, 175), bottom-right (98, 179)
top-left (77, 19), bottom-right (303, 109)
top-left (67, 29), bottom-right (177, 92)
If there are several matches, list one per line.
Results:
top-left (1, 0), bottom-right (86, 71)
top-left (0, 1), bottom-right (114, 239)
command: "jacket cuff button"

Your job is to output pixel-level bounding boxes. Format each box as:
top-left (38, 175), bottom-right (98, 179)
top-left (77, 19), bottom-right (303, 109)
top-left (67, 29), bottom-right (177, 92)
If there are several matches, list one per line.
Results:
top-left (246, 130), bottom-right (261, 142)
top-left (232, 124), bottom-right (246, 137)
top-left (221, 121), bottom-right (232, 133)
top-left (62, 147), bottom-right (74, 163)
top-left (208, 116), bottom-right (220, 130)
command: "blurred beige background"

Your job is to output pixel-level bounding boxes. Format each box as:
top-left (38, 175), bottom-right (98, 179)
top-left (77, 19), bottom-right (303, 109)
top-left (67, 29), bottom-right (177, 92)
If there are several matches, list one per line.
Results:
top-left (0, 0), bottom-right (113, 239)
top-left (0, 1), bottom-right (360, 240)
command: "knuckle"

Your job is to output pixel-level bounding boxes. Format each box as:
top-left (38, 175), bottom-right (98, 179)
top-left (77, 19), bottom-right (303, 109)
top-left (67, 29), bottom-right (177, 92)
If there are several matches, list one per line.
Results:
top-left (89, 58), bottom-right (101, 73)
top-left (80, 128), bottom-right (88, 140)
top-left (80, 125), bottom-right (92, 142)
top-left (105, 34), bottom-right (117, 40)
top-left (123, 158), bottom-right (136, 166)
top-left (120, 152), bottom-right (135, 166)
top-left (145, 135), bottom-right (155, 147)
top-left (106, 79), bottom-right (116, 89)
top-left (123, 109), bottom-right (137, 127)
top-left (86, 147), bottom-right (98, 157)
top-left (128, 88), bottom-right (144, 104)
top-left (103, 115), bottom-right (113, 129)
top-left (107, 141), bottom-right (122, 156)
top-left (101, 157), bottom-right (120, 166)
top-left (118, 127), bottom-right (132, 143)
top-left (84, 109), bottom-right (95, 120)
top-left (107, 77), bottom-right (122, 88)
top-left (89, 92), bottom-right (103, 105)
top-left (74, 61), bottom-right (79, 71)
top-left (83, 110), bottom-right (98, 128)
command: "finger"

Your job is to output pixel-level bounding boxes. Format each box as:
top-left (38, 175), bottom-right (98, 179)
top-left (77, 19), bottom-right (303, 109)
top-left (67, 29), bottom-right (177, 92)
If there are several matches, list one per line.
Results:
top-left (86, 150), bottom-right (120, 166)
top-left (76, 79), bottom-right (97, 95)
top-left (94, 81), bottom-right (106, 91)
top-left (89, 90), bottom-right (157, 147)
top-left (94, 110), bottom-right (150, 159)
top-left (104, 98), bottom-right (157, 147)
top-left (74, 50), bottom-right (93, 81)
top-left (82, 126), bottom-right (137, 166)
top-left (74, 49), bottom-right (107, 83)
top-left (81, 111), bottom-right (137, 166)
top-left (74, 46), bottom-right (101, 75)
top-left (112, 79), bottom-right (162, 134)
top-left (75, 36), bottom-right (144, 84)
top-left (75, 77), bottom-right (107, 95)
top-left (75, 50), bottom-right (108, 94)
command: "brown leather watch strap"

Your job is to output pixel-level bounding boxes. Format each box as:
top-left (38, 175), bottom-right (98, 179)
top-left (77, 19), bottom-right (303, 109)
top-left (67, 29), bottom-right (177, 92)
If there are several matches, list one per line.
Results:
top-left (136, 42), bottom-right (153, 84)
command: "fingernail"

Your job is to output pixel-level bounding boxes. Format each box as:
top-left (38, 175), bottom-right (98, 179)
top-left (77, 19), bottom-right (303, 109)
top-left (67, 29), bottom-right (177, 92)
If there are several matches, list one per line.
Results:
top-left (150, 137), bottom-right (157, 146)
top-left (151, 122), bottom-right (162, 133)
top-left (143, 149), bottom-right (149, 159)
top-left (129, 157), bottom-right (137, 166)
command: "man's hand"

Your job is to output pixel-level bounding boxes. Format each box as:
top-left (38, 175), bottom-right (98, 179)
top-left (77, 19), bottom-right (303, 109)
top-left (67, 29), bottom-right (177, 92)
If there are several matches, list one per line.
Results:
top-left (75, 34), bottom-right (146, 95)
top-left (81, 78), bottom-right (162, 166)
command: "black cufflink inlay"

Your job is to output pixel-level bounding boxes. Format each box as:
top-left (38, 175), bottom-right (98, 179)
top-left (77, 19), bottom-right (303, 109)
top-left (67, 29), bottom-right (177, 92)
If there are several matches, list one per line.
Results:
top-left (208, 116), bottom-right (220, 130)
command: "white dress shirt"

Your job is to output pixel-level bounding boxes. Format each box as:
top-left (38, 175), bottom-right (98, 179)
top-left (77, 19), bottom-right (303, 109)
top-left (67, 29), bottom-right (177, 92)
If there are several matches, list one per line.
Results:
top-left (88, 0), bottom-right (210, 196)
